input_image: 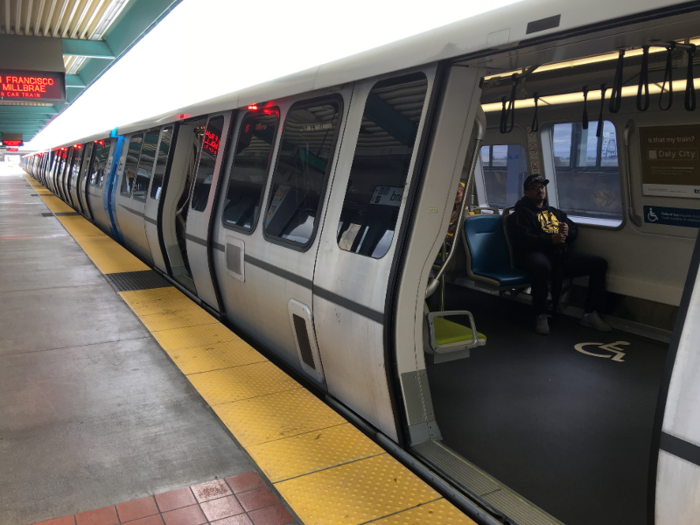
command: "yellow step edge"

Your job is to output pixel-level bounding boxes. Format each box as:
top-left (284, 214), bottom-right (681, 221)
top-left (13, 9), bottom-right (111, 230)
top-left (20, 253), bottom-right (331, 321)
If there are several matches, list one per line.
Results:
top-left (166, 339), bottom-right (267, 375)
top-left (188, 362), bottom-right (300, 407)
top-left (274, 454), bottom-right (442, 525)
top-left (371, 499), bottom-right (477, 525)
top-left (152, 323), bottom-right (239, 351)
top-left (247, 422), bottom-right (384, 483)
top-left (138, 306), bottom-right (219, 333)
top-left (119, 287), bottom-right (195, 316)
top-left (213, 388), bottom-right (346, 448)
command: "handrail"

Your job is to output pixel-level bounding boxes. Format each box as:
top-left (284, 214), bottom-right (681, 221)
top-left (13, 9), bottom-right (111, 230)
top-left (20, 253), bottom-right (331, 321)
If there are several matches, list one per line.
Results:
top-left (426, 107), bottom-right (487, 299)
top-left (623, 120), bottom-right (642, 227)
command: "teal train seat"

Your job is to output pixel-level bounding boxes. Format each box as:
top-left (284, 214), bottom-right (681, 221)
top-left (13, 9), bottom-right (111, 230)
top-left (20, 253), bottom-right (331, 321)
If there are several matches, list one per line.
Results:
top-left (462, 214), bottom-right (530, 291)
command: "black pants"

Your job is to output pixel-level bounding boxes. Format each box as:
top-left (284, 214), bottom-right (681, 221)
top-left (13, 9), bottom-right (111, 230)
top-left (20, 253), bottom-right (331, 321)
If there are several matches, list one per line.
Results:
top-left (516, 251), bottom-right (608, 315)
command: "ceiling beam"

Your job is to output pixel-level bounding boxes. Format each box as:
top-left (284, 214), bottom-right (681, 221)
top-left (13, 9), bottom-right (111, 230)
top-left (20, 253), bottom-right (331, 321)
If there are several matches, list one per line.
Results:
top-left (65, 74), bottom-right (86, 88)
top-left (61, 38), bottom-right (115, 58)
top-left (0, 106), bottom-right (58, 114)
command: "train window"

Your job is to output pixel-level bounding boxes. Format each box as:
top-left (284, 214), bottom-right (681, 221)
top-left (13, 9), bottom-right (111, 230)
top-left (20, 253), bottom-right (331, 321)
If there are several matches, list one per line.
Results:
top-left (89, 140), bottom-right (110, 187)
top-left (222, 108), bottom-right (280, 232)
top-left (337, 73), bottom-right (428, 258)
top-left (479, 144), bottom-right (528, 209)
top-left (191, 116), bottom-right (225, 212)
top-left (264, 97), bottom-right (342, 246)
top-left (133, 131), bottom-right (159, 202)
top-left (96, 139), bottom-right (112, 187)
top-left (121, 134), bottom-right (143, 197)
top-left (551, 121), bottom-right (622, 221)
top-left (150, 127), bottom-right (173, 200)
top-left (80, 142), bottom-right (94, 187)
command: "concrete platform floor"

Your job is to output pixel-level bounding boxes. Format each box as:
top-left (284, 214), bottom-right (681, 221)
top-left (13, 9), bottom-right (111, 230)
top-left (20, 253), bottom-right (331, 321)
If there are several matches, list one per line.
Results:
top-left (0, 166), bottom-right (266, 524)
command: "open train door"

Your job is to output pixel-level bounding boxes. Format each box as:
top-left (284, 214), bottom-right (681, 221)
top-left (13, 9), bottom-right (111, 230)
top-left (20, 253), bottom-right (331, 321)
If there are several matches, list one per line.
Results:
top-left (182, 112), bottom-right (233, 312)
top-left (651, 228), bottom-right (700, 525)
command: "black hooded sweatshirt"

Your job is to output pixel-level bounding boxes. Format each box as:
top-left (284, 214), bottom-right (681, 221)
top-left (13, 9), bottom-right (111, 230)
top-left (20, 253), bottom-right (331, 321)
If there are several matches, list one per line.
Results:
top-left (508, 196), bottom-right (578, 262)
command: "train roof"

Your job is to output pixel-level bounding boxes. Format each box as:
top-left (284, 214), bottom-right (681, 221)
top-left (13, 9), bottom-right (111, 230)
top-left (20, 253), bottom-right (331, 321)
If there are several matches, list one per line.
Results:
top-left (45, 0), bottom-right (700, 143)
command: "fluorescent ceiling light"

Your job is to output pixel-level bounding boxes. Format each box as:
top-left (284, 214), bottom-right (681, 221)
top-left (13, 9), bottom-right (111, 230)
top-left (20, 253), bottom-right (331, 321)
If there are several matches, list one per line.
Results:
top-left (481, 78), bottom-right (700, 112)
top-left (483, 37), bottom-right (700, 81)
top-left (25, 0), bottom-right (523, 150)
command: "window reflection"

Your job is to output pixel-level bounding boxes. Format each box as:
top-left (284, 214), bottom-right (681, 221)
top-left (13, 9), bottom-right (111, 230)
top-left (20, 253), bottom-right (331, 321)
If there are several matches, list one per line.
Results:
top-left (150, 127), bottom-right (173, 200)
top-left (133, 131), bottom-right (159, 201)
top-left (336, 73), bottom-right (428, 259)
top-left (191, 116), bottom-right (225, 212)
top-left (121, 135), bottom-right (143, 196)
top-left (264, 99), bottom-right (341, 246)
top-left (222, 109), bottom-right (279, 231)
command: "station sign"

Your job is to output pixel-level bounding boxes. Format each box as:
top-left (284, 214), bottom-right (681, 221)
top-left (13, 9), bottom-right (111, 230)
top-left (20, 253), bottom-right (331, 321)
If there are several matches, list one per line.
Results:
top-left (0, 69), bottom-right (65, 103)
top-left (2, 139), bottom-right (23, 147)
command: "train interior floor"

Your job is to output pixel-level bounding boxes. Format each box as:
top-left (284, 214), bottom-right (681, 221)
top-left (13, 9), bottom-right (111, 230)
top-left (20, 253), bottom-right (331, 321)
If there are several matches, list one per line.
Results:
top-left (1, 164), bottom-right (478, 525)
top-left (425, 282), bottom-right (668, 525)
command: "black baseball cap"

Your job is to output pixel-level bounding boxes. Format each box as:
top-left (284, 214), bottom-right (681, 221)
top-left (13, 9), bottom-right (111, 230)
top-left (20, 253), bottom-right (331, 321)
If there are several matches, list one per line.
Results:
top-left (524, 174), bottom-right (550, 190)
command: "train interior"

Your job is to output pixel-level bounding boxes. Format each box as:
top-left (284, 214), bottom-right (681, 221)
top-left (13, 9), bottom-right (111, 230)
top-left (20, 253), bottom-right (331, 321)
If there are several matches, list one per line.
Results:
top-left (418, 33), bottom-right (700, 525)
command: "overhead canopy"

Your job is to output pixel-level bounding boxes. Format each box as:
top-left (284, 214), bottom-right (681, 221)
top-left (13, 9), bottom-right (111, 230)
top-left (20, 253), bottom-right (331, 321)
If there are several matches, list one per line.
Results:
top-left (0, 0), bottom-right (180, 146)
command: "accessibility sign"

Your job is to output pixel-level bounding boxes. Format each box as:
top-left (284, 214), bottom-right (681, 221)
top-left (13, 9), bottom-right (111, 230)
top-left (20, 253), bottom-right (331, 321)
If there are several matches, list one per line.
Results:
top-left (643, 206), bottom-right (700, 228)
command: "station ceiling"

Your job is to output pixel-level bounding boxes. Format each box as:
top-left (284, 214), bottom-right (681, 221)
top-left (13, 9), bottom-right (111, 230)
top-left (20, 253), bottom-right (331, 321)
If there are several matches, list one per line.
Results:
top-left (0, 0), bottom-right (180, 146)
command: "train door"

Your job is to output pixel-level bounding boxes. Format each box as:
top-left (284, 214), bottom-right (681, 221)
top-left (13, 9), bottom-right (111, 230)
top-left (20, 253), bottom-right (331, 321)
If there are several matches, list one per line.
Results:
top-left (155, 117), bottom-right (206, 293)
top-left (393, 23), bottom-right (700, 525)
top-left (653, 231), bottom-right (700, 523)
top-left (113, 130), bottom-right (159, 264)
top-left (310, 69), bottom-right (437, 436)
top-left (212, 89), bottom-right (351, 380)
top-left (85, 139), bottom-right (115, 234)
top-left (60, 147), bottom-right (74, 206)
top-left (143, 126), bottom-right (174, 274)
top-left (181, 112), bottom-right (232, 311)
top-left (77, 142), bottom-right (94, 219)
top-left (68, 145), bottom-right (84, 211)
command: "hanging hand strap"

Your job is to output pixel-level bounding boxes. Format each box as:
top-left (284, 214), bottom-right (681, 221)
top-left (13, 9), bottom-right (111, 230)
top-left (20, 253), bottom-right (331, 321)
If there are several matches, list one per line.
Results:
top-left (685, 44), bottom-right (696, 111)
top-left (659, 42), bottom-right (675, 111)
top-left (636, 46), bottom-right (650, 111)
top-left (500, 97), bottom-right (508, 134)
top-left (531, 93), bottom-right (540, 132)
top-left (597, 84), bottom-right (607, 137)
top-left (582, 87), bottom-right (589, 129)
top-left (609, 49), bottom-right (625, 113)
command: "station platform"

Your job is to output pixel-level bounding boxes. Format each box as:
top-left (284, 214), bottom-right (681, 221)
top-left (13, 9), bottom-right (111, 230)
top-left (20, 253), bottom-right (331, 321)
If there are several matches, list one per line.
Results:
top-left (0, 164), bottom-right (475, 525)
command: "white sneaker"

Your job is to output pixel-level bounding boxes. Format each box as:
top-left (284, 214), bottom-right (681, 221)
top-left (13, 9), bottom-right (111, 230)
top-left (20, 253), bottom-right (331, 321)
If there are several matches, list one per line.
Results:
top-left (580, 311), bottom-right (612, 332)
top-left (535, 314), bottom-right (550, 335)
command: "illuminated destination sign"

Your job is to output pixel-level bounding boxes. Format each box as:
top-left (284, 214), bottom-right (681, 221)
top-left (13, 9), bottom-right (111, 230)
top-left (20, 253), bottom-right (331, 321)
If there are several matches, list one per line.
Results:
top-left (0, 69), bottom-right (65, 103)
top-left (2, 139), bottom-right (23, 146)
top-left (203, 129), bottom-right (220, 155)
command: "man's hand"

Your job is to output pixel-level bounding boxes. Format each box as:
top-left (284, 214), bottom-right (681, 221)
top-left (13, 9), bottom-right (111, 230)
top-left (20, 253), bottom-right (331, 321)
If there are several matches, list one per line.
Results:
top-left (559, 223), bottom-right (569, 236)
top-left (552, 232), bottom-right (567, 244)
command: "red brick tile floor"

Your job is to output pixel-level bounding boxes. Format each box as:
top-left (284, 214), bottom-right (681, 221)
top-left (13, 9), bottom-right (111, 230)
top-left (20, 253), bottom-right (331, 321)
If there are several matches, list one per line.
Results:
top-left (33, 472), bottom-right (296, 525)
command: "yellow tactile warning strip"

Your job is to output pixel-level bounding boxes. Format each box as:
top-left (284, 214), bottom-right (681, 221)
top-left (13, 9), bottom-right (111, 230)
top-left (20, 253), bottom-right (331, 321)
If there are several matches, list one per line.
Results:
top-left (25, 174), bottom-right (477, 525)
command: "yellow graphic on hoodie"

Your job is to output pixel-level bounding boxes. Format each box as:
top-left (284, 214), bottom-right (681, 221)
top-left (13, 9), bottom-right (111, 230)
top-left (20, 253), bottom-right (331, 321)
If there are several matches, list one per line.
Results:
top-left (537, 210), bottom-right (560, 234)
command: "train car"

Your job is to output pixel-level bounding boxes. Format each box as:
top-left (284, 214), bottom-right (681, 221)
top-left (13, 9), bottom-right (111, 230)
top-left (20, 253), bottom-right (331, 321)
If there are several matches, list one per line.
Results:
top-left (22, 1), bottom-right (700, 524)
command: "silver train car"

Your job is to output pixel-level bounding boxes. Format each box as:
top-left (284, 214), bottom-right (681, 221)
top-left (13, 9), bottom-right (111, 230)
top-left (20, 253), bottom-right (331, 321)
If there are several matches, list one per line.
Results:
top-left (22, 1), bottom-right (700, 523)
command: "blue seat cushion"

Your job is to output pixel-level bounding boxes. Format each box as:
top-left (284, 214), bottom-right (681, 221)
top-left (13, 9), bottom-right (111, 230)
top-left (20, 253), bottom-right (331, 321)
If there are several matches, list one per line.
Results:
top-left (463, 215), bottom-right (530, 287)
top-left (472, 269), bottom-right (530, 287)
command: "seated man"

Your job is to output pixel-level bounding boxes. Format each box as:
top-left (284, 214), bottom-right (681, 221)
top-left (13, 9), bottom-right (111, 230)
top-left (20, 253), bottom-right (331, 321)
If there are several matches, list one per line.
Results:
top-left (508, 174), bottom-right (611, 335)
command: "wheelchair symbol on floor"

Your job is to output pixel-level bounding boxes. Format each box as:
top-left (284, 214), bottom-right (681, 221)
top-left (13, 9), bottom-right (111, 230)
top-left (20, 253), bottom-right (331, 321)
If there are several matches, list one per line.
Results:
top-left (574, 341), bottom-right (630, 362)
